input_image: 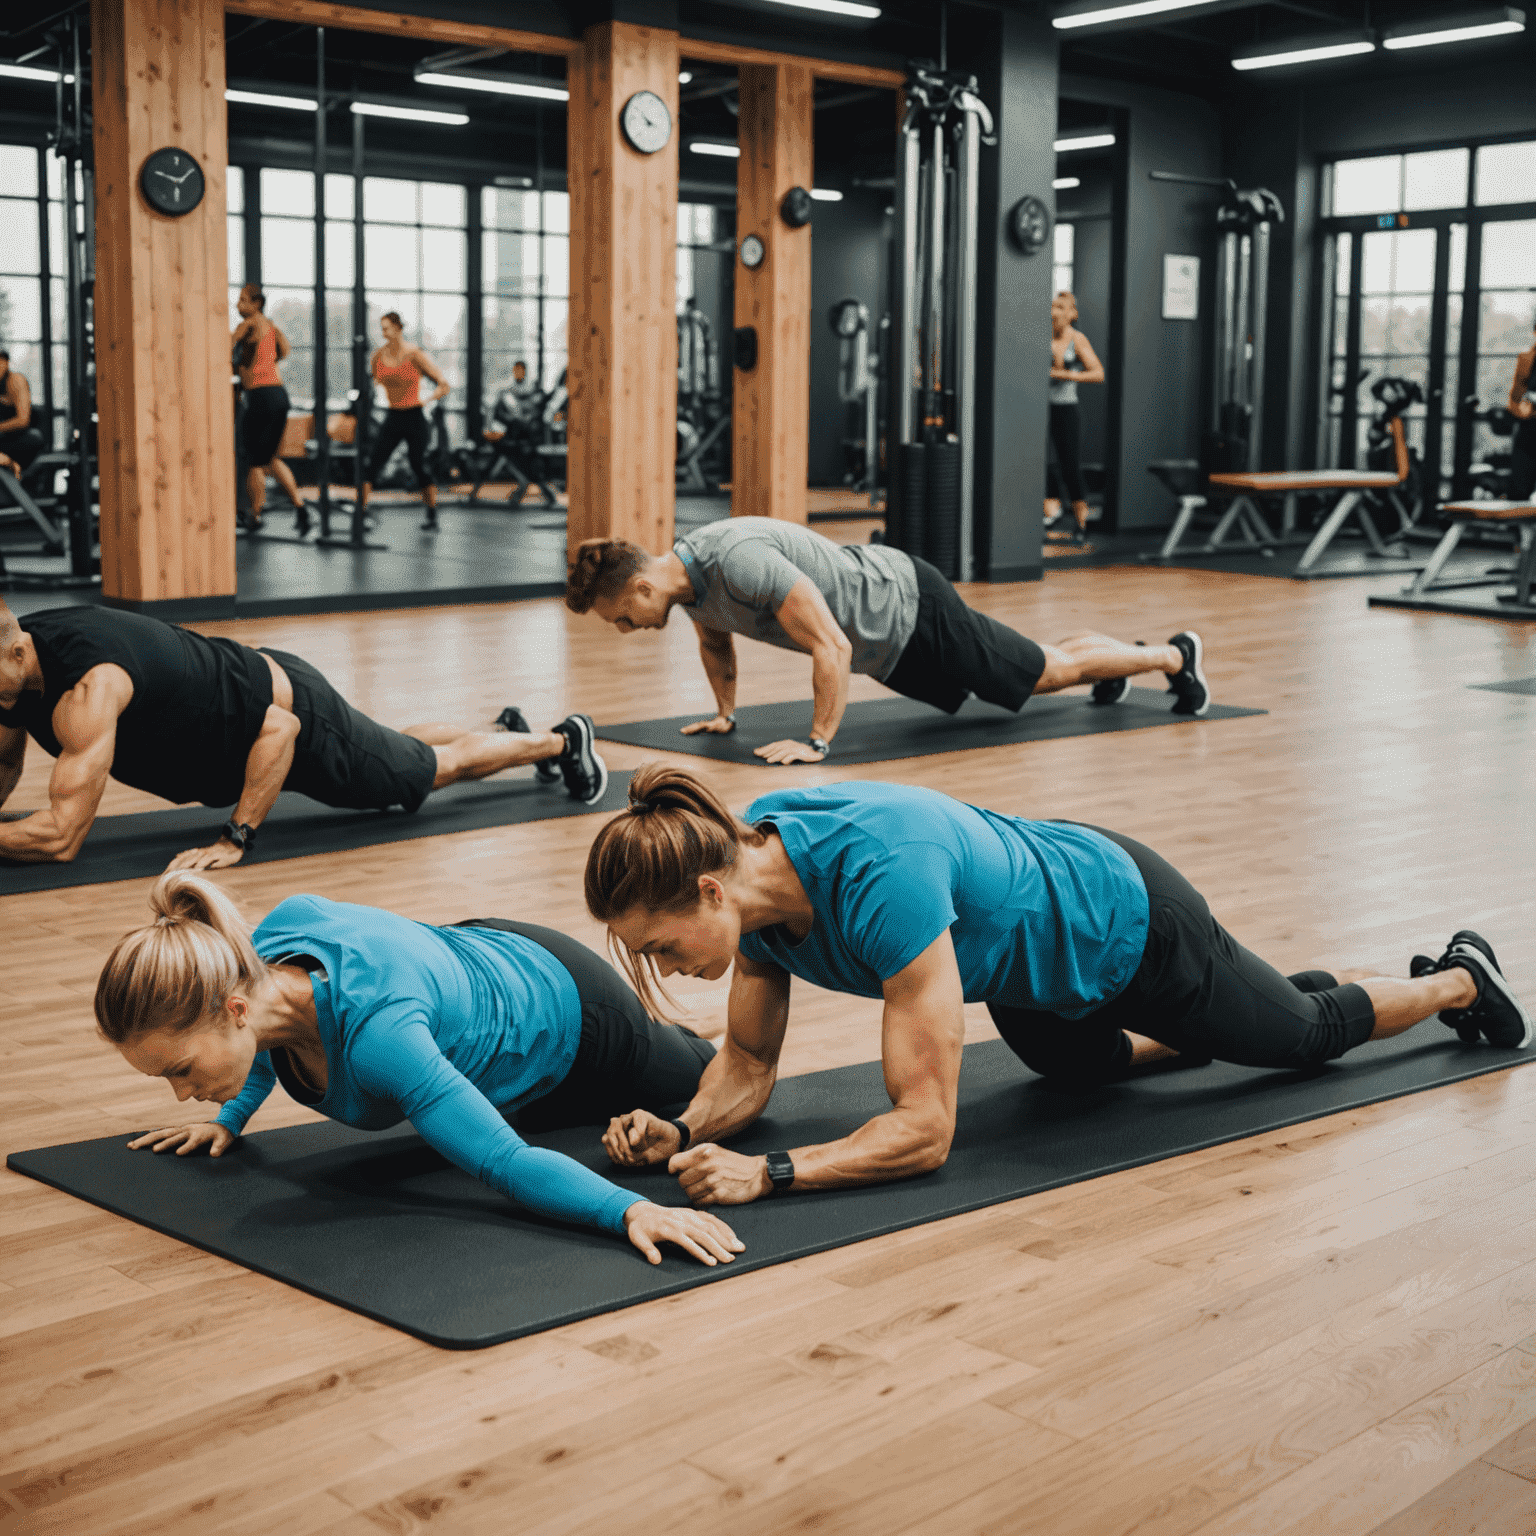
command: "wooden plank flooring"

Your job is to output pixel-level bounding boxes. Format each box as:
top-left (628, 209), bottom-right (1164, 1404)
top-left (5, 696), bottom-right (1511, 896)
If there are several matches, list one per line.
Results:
top-left (4, 562), bottom-right (1536, 1533)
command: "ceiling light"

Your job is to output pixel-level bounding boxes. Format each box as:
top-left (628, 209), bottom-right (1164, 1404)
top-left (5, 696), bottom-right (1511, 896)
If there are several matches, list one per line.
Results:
top-left (0, 62), bottom-right (72, 83)
top-left (226, 88), bottom-right (317, 112)
top-left (1232, 32), bottom-right (1375, 70)
top-left (351, 101), bottom-right (469, 126)
top-left (414, 70), bottom-right (567, 101)
top-left (1055, 133), bottom-right (1115, 152)
top-left (1053, 0), bottom-right (1227, 31)
top-left (679, 70), bottom-right (693, 83)
top-left (810, 188), bottom-right (843, 201)
top-left (690, 142), bottom-right (740, 158)
top-left (753, 0), bottom-right (881, 16)
top-left (1383, 6), bottom-right (1525, 50)
top-left (1053, 176), bottom-right (1081, 190)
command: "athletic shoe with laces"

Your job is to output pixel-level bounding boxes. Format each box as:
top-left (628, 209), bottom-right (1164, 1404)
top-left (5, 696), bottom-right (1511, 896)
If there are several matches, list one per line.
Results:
top-left (1414, 931), bottom-right (1532, 1049)
top-left (1166, 631), bottom-right (1210, 716)
top-left (1090, 676), bottom-right (1132, 706)
top-left (496, 707), bottom-right (563, 783)
top-left (553, 713), bottom-right (609, 805)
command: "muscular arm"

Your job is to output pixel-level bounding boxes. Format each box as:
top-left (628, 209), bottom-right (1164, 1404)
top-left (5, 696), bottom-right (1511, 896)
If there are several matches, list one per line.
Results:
top-left (772, 577), bottom-right (853, 745)
top-left (0, 725), bottom-right (24, 810)
top-left (0, 665), bottom-right (130, 863)
top-left (694, 623), bottom-right (738, 719)
top-left (0, 373), bottom-right (32, 435)
top-left (415, 349), bottom-right (451, 405)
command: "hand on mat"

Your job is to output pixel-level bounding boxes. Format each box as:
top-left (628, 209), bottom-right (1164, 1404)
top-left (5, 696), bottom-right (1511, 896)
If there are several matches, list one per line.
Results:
top-left (623, 1201), bottom-right (745, 1266)
top-left (680, 714), bottom-right (736, 736)
top-left (127, 1122), bottom-right (236, 1157)
top-left (671, 1144), bottom-right (771, 1206)
top-left (754, 738), bottom-right (825, 766)
top-left (165, 837), bottom-right (245, 872)
top-left (602, 1108), bottom-right (684, 1167)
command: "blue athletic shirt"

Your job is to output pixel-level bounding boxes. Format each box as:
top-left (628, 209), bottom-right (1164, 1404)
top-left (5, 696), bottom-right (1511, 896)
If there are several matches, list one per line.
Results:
top-left (213, 895), bottom-right (641, 1235)
top-left (738, 783), bottom-right (1150, 1018)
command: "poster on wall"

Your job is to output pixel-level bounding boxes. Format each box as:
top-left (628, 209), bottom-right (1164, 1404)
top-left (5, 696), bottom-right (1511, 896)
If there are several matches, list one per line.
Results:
top-left (1162, 255), bottom-right (1200, 320)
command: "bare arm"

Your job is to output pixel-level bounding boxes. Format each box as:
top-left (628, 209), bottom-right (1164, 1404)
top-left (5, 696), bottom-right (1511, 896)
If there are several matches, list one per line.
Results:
top-left (0, 373), bottom-right (32, 435)
top-left (670, 931), bottom-right (968, 1204)
top-left (0, 665), bottom-right (130, 863)
top-left (1052, 329), bottom-right (1105, 385)
top-left (0, 725), bottom-right (24, 809)
top-left (1511, 348), bottom-right (1535, 418)
top-left (414, 348), bottom-right (451, 405)
top-left (681, 623), bottom-right (739, 734)
top-left (753, 576), bottom-right (853, 764)
top-left (272, 325), bottom-right (291, 362)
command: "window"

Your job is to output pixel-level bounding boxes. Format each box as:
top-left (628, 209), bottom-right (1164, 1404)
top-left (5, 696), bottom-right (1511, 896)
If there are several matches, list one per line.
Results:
top-left (1329, 149), bottom-right (1470, 216)
top-left (481, 187), bottom-right (567, 404)
top-left (1475, 140), bottom-right (1536, 207)
top-left (1053, 222), bottom-right (1074, 298)
top-left (1473, 218), bottom-right (1536, 469)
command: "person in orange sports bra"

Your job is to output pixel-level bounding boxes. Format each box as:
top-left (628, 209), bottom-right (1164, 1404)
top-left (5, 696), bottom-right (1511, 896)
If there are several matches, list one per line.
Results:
top-left (232, 284), bottom-right (308, 535)
top-left (361, 311), bottom-right (451, 531)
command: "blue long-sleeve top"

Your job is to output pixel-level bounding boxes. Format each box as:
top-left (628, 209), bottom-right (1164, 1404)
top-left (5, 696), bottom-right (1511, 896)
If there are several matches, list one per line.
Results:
top-left (214, 895), bottom-right (641, 1236)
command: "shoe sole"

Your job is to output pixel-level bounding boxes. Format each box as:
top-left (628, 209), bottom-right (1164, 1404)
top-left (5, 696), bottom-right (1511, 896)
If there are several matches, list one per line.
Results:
top-left (1169, 631), bottom-right (1210, 717)
top-left (560, 714), bottom-right (609, 804)
top-left (1450, 939), bottom-right (1534, 1049)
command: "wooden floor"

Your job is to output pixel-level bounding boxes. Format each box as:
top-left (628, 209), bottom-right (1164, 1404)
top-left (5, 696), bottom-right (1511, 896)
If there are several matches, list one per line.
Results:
top-left (5, 561), bottom-right (1536, 1534)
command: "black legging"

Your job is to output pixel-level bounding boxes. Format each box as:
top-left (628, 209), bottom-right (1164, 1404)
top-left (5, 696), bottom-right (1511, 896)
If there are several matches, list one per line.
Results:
top-left (1511, 419), bottom-right (1536, 501)
top-left (987, 829), bottom-right (1376, 1087)
top-left (367, 405), bottom-right (433, 488)
top-left (1046, 402), bottom-right (1086, 503)
top-left (453, 919), bottom-right (715, 1130)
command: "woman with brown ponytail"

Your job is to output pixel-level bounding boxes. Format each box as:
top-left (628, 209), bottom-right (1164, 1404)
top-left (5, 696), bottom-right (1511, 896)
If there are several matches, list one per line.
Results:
top-left (98, 873), bottom-right (743, 1268)
top-left (585, 766), bottom-right (1528, 1207)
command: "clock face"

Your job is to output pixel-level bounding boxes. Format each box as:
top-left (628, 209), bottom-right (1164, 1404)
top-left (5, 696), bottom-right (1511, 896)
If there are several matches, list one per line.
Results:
top-left (1009, 195), bottom-right (1050, 256)
top-left (740, 233), bottom-right (766, 270)
top-left (140, 148), bottom-right (206, 217)
top-left (621, 91), bottom-right (672, 155)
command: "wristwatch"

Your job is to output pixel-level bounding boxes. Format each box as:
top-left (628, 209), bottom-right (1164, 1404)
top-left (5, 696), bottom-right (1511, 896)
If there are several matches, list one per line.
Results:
top-left (220, 820), bottom-right (258, 850)
top-left (764, 1149), bottom-right (795, 1194)
top-left (807, 736), bottom-right (831, 758)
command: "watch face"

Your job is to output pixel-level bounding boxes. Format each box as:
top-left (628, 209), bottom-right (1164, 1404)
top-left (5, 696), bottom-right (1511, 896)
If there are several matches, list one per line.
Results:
top-left (740, 233), bottom-right (766, 270)
top-left (621, 90), bottom-right (672, 155)
top-left (1009, 195), bottom-right (1050, 255)
top-left (140, 148), bottom-right (206, 217)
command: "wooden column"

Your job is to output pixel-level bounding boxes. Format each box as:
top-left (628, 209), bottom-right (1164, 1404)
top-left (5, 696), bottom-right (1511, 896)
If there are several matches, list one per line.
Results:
top-left (731, 62), bottom-right (813, 523)
top-left (92, 0), bottom-right (235, 608)
top-left (566, 21), bottom-right (679, 559)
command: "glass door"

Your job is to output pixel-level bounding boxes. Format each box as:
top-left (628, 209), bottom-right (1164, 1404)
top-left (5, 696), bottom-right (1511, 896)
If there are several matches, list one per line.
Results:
top-left (1460, 216), bottom-right (1536, 492)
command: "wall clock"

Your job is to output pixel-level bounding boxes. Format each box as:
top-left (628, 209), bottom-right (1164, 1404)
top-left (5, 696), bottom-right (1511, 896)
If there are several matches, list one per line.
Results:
top-left (1007, 195), bottom-right (1050, 255)
top-left (140, 147), bottom-right (205, 216)
top-left (620, 91), bottom-right (672, 154)
top-left (739, 233), bottom-right (766, 270)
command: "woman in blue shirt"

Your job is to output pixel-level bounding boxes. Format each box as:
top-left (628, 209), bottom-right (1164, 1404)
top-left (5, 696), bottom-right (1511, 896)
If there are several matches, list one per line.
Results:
top-left (98, 872), bottom-right (743, 1267)
top-left (586, 766), bottom-right (1529, 1207)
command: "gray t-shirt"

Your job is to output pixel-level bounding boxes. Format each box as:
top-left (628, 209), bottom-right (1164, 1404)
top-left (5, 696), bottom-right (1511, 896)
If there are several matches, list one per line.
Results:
top-left (675, 518), bottom-right (920, 681)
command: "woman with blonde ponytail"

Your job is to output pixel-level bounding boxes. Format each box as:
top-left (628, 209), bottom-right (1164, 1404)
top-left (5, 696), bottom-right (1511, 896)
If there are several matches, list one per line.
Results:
top-left (101, 874), bottom-right (743, 1268)
top-left (586, 767), bottom-right (1528, 1209)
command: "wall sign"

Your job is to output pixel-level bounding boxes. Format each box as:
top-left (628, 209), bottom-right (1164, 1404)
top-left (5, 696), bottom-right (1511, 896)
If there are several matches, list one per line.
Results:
top-left (1162, 254), bottom-right (1200, 320)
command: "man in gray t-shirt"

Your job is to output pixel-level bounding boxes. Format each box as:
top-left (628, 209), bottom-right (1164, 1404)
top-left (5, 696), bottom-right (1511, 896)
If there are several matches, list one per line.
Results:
top-left (567, 518), bottom-right (1212, 763)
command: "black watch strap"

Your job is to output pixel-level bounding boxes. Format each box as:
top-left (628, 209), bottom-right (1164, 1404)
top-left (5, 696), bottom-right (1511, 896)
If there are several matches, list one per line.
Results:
top-left (221, 820), bottom-right (257, 850)
top-left (666, 1117), bottom-right (691, 1152)
top-left (764, 1149), bottom-right (795, 1193)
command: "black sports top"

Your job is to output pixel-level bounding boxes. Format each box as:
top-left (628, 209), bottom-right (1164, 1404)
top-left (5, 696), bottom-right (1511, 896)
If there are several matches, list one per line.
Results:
top-left (0, 606), bottom-right (273, 807)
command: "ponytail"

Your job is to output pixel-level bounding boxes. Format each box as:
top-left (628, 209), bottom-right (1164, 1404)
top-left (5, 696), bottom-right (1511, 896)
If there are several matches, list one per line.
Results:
top-left (94, 873), bottom-right (267, 1044)
top-left (565, 537), bottom-right (651, 614)
top-left (584, 763), bottom-right (763, 1014)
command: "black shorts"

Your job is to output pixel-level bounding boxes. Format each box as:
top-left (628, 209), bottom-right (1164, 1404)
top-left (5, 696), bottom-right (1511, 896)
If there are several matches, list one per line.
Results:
top-left (261, 647), bottom-right (437, 812)
top-left (453, 918), bottom-right (716, 1130)
top-left (242, 385), bottom-right (290, 466)
top-left (987, 827), bottom-right (1376, 1086)
top-left (881, 555), bottom-right (1047, 714)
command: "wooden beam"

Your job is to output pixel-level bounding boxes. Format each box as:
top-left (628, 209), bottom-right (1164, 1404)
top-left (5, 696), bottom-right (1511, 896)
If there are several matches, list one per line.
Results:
top-left (566, 21), bottom-right (680, 559)
top-left (681, 36), bottom-right (902, 89)
top-left (92, 0), bottom-right (236, 605)
top-left (223, 0), bottom-right (578, 54)
top-left (731, 61), bottom-right (813, 524)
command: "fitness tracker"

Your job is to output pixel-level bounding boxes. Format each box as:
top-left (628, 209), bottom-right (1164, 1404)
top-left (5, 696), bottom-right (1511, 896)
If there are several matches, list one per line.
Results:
top-left (666, 1117), bottom-right (691, 1152)
top-left (807, 736), bottom-right (831, 758)
top-left (764, 1150), bottom-right (795, 1193)
top-left (220, 820), bottom-right (258, 851)
top-left (722, 713), bottom-right (736, 730)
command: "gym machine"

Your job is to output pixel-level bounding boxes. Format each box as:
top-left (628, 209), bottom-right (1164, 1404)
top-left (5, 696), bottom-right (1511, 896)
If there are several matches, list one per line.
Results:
top-left (828, 298), bottom-right (881, 507)
top-left (885, 63), bottom-right (994, 581)
top-left (676, 302), bottom-right (730, 493)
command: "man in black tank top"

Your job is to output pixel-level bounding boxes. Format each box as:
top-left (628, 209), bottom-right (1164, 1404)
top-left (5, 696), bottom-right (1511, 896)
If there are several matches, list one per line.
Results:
top-left (0, 604), bottom-right (608, 869)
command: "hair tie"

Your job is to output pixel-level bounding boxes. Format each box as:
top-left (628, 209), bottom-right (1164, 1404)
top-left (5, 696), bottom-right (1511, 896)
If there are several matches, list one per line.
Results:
top-left (628, 800), bottom-right (653, 817)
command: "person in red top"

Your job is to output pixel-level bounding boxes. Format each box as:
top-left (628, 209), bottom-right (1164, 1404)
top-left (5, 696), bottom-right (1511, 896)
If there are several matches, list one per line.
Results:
top-left (231, 284), bottom-right (308, 535)
top-left (361, 312), bottom-right (451, 531)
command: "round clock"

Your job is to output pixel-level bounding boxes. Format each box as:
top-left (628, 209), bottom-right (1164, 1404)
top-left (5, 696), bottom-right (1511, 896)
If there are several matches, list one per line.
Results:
top-left (780, 186), bottom-right (813, 228)
top-left (139, 147), bottom-right (206, 217)
top-left (1007, 194), bottom-right (1050, 256)
top-left (739, 233), bottom-right (766, 270)
top-left (620, 91), bottom-right (672, 155)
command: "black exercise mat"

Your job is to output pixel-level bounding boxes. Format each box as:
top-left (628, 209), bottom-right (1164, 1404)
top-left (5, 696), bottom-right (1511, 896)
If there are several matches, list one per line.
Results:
top-left (10, 1030), bottom-right (1528, 1349)
top-left (597, 690), bottom-right (1265, 766)
top-left (1470, 677), bottom-right (1536, 696)
top-left (0, 772), bottom-right (632, 896)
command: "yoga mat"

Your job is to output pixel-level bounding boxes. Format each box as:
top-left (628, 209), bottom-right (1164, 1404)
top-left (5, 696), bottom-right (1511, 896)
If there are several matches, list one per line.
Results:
top-left (0, 771), bottom-right (633, 896)
top-left (597, 690), bottom-right (1265, 767)
top-left (10, 1031), bottom-right (1529, 1349)
top-left (1470, 678), bottom-right (1536, 696)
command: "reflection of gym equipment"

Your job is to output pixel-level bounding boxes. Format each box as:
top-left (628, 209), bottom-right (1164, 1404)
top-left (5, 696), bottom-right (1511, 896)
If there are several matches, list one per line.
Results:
top-left (677, 302), bottom-right (729, 493)
top-left (886, 64), bottom-right (994, 580)
top-left (1462, 398), bottom-right (1520, 499)
top-left (467, 382), bottom-right (557, 506)
top-left (829, 298), bottom-right (881, 508)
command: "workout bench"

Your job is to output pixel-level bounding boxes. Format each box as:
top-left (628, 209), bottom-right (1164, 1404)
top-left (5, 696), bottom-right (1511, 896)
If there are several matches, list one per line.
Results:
top-left (1395, 501), bottom-right (1536, 605)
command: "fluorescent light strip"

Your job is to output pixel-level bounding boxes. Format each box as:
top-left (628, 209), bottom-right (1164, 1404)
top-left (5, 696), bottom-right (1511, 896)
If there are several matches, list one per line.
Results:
top-left (1053, 0), bottom-right (1226, 31)
top-left (1053, 176), bottom-right (1081, 190)
top-left (414, 71), bottom-right (567, 101)
top-left (810, 188), bottom-right (843, 201)
top-left (0, 62), bottom-right (73, 83)
top-left (1233, 39), bottom-right (1375, 70)
top-left (226, 88), bottom-right (317, 112)
top-left (1383, 19), bottom-right (1525, 50)
top-left (351, 101), bottom-right (468, 126)
top-left (1054, 133), bottom-right (1115, 152)
top-left (754, 0), bottom-right (881, 16)
top-left (690, 142), bottom-right (740, 158)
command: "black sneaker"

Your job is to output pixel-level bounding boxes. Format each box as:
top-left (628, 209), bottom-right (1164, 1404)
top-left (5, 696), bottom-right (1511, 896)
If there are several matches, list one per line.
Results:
top-left (553, 713), bottom-right (609, 805)
top-left (497, 707), bottom-right (562, 783)
top-left (1167, 632), bottom-right (1210, 716)
top-left (1416, 931), bottom-right (1532, 1049)
top-left (1090, 676), bottom-right (1131, 706)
